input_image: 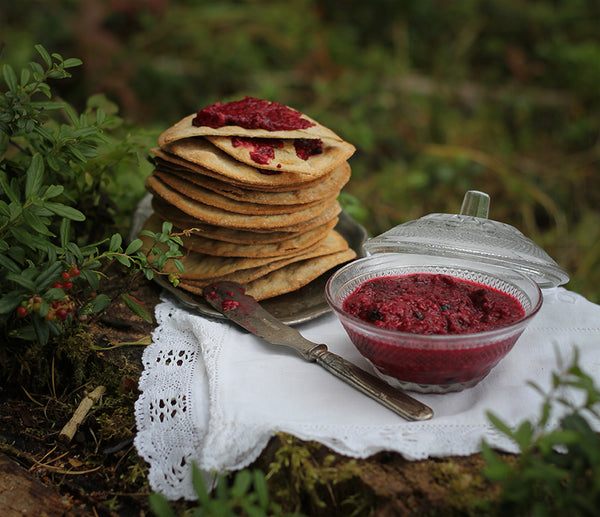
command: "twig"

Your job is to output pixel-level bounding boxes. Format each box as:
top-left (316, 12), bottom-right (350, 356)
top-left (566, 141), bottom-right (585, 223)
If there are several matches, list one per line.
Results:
top-left (59, 386), bottom-right (106, 443)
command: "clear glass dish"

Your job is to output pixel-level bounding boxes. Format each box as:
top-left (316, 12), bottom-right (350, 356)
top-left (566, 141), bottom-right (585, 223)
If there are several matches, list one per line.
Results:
top-left (325, 253), bottom-right (543, 393)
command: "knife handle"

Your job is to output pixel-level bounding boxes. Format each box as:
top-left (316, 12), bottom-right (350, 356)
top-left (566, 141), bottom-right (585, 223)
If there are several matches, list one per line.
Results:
top-left (308, 344), bottom-right (433, 421)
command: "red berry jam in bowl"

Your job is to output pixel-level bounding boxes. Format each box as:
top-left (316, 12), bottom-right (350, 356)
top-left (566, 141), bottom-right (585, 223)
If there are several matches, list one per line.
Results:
top-left (326, 253), bottom-right (542, 393)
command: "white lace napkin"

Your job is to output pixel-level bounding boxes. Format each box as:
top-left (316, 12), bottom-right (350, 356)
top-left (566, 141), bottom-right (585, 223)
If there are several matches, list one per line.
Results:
top-left (134, 287), bottom-right (600, 500)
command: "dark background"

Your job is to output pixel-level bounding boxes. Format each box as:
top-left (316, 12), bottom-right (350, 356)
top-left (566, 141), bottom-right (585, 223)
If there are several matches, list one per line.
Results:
top-left (2, 0), bottom-right (599, 301)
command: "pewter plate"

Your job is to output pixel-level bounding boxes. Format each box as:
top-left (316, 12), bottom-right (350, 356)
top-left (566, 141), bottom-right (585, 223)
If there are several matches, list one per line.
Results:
top-left (130, 195), bottom-right (367, 325)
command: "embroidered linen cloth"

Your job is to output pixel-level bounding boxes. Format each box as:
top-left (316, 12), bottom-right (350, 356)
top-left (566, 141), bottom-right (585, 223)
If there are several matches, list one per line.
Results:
top-left (134, 287), bottom-right (600, 500)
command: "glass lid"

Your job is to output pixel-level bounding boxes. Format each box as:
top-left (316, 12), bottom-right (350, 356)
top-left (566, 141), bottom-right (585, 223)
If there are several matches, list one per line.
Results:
top-left (363, 190), bottom-right (570, 288)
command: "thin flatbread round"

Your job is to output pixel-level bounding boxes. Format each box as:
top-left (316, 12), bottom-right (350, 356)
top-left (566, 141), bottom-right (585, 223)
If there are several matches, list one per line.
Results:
top-left (140, 215), bottom-right (350, 280)
top-left (243, 248), bottom-right (356, 300)
top-left (143, 212), bottom-right (337, 258)
top-left (158, 112), bottom-right (345, 146)
top-left (152, 196), bottom-right (339, 243)
top-left (205, 134), bottom-right (355, 176)
top-left (181, 230), bottom-right (354, 287)
top-left (151, 170), bottom-right (328, 215)
top-left (179, 248), bottom-right (356, 301)
top-left (146, 174), bottom-right (342, 231)
top-left (158, 139), bottom-right (331, 190)
top-left (157, 160), bottom-right (351, 206)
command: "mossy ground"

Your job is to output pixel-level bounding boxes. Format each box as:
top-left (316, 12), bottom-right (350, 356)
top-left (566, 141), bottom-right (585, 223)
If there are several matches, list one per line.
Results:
top-left (0, 266), bottom-right (507, 516)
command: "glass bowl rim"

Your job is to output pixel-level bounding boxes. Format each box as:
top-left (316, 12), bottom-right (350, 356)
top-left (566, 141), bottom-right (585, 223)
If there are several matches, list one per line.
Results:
top-left (325, 254), bottom-right (544, 344)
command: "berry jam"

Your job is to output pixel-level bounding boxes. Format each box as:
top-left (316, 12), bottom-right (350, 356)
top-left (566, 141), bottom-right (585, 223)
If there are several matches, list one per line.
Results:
top-left (192, 96), bottom-right (315, 131)
top-left (342, 273), bottom-right (524, 335)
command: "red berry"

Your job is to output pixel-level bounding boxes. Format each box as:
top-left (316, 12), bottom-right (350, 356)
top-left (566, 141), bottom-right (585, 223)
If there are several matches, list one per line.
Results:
top-left (70, 267), bottom-right (81, 278)
top-left (62, 271), bottom-right (71, 281)
top-left (17, 306), bottom-right (28, 318)
top-left (63, 281), bottom-right (73, 290)
top-left (55, 308), bottom-right (68, 321)
top-left (52, 282), bottom-right (62, 289)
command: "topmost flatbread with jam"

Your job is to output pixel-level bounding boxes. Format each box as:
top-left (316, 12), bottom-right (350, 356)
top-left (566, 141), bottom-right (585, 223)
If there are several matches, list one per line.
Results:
top-left (157, 97), bottom-right (355, 177)
top-left (158, 97), bottom-right (346, 142)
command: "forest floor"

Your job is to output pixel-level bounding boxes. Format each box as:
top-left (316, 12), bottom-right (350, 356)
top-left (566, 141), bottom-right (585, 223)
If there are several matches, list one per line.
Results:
top-left (0, 267), bottom-right (503, 516)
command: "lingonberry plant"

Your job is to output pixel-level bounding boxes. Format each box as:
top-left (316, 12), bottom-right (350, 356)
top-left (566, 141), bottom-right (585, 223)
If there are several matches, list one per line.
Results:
top-left (0, 44), bottom-right (183, 349)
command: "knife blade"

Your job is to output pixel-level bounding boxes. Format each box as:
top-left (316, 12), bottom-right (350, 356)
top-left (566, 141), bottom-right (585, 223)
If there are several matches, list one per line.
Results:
top-left (202, 281), bottom-right (433, 422)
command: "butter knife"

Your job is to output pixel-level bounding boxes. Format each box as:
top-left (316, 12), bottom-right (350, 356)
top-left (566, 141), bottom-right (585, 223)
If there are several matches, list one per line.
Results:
top-left (202, 281), bottom-right (433, 422)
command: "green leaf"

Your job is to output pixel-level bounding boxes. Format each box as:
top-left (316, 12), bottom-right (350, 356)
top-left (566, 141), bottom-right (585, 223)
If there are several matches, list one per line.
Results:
top-left (487, 412), bottom-right (518, 444)
top-left (5, 271), bottom-right (37, 291)
top-left (78, 294), bottom-right (111, 315)
top-left (32, 315), bottom-right (51, 345)
top-left (0, 254), bottom-right (22, 274)
top-left (148, 493), bottom-right (176, 517)
top-left (62, 103), bottom-right (79, 125)
top-left (96, 108), bottom-right (106, 126)
top-left (121, 293), bottom-right (153, 323)
top-left (29, 101), bottom-right (67, 111)
top-left (173, 259), bottom-right (185, 274)
top-left (43, 184), bottom-right (64, 199)
top-left (66, 242), bottom-right (84, 263)
top-left (44, 201), bottom-right (86, 221)
top-left (23, 209), bottom-right (54, 236)
top-left (62, 58), bottom-right (83, 69)
top-left (20, 68), bottom-right (31, 86)
top-left (45, 287), bottom-right (65, 300)
top-left (2, 64), bottom-right (18, 92)
top-left (36, 261), bottom-right (64, 290)
top-left (125, 238), bottom-right (143, 255)
top-left (115, 255), bottom-right (131, 267)
top-left (29, 61), bottom-right (44, 80)
top-left (25, 154), bottom-right (44, 198)
top-left (9, 226), bottom-right (52, 251)
top-left (34, 44), bottom-right (53, 68)
top-left (7, 246), bottom-right (25, 265)
top-left (0, 291), bottom-right (24, 315)
top-left (252, 470), bottom-right (269, 510)
top-left (0, 175), bottom-right (20, 205)
top-left (230, 469), bottom-right (253, 499)
top-left (109, 233), bottom-right (122, 251)
top-left (60, 218), bottom-right (71, 248)
top-left (80, 269), bottom-right (99, 291)
top-left (191, 464), bottom-right (211, 506)
top-left (513, 421), bottom-right (534, 450)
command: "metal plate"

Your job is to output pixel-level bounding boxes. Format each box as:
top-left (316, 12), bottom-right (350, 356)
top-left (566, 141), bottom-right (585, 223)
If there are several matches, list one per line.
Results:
top-left (131, 195), bottom-right (367, 325)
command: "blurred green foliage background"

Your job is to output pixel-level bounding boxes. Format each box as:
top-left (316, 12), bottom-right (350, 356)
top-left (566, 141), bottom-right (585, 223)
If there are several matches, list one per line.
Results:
top-left (2, 0), bottom-right (599, 301)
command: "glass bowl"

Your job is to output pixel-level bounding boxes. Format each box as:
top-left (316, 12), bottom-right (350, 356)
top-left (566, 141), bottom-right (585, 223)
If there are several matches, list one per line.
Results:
top-left (325, 253), bottom-right (543, 393)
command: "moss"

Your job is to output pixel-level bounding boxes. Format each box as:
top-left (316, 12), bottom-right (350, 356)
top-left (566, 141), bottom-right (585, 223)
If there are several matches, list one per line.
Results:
top-left (264, 433), bottom-right (374, 516)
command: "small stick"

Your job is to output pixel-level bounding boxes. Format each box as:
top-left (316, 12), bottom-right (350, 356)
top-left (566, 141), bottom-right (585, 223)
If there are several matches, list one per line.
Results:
top-left (59, 386), bottom-right (106, 443)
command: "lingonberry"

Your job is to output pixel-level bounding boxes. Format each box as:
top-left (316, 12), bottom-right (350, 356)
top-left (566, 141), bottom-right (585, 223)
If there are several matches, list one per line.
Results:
top-left (55, 308), bottom-right (69, 321)
top-left (17, 306), bottom-right (29, 318)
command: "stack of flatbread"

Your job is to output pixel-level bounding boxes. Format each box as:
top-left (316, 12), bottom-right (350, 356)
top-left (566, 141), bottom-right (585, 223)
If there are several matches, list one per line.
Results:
top-left (139, 97), bottom-right (357, 301)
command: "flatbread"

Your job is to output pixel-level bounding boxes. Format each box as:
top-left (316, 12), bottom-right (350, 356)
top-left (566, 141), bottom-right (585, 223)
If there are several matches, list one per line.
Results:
top-left (158, 139), bottom-right (330, 190)
top-left (181, 229), bottom-right (354, 286)
top-left (205, 134), bottom-right (355, 176)
top-left (140, 214), bottom-right (350, 280)
top-left (243, 248), bottom-right (356, 300)
top-left (146, 174), bottom-right (342, 231)
top-left (158, 111), bottom-right (345, 146)
top-left (179, 248), bottom-right (356, 301)
top-left (143, 212), bottom-right (337, 257)
top-left (151, 196), bottom-right (339, 243)
top-left (151, 170), bottom-right (327, 215)
top-left (155, 160), bottom-right (351, 206)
